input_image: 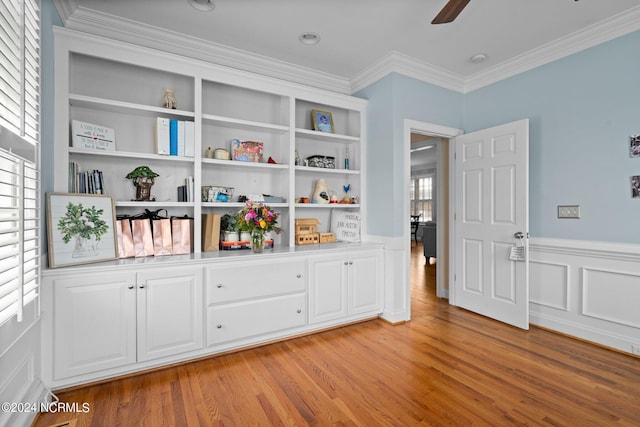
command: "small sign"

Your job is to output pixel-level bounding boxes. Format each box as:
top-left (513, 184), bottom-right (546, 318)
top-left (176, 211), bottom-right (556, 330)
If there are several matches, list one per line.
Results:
top-left (72, 120), bottom-right (115, 151)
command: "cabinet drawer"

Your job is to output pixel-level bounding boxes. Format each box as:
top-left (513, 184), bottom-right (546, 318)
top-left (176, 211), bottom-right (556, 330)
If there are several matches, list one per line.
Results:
top-left (206, 259), bottom-right (306, 304)
top-left (207, 293), bottom-right (306, 345)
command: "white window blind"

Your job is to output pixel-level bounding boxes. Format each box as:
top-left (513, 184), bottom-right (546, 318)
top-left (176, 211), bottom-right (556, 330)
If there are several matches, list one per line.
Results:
top-left (0, 0), bottom-right (40, 145)
top-left (0, 0), bottom-right (40, 326)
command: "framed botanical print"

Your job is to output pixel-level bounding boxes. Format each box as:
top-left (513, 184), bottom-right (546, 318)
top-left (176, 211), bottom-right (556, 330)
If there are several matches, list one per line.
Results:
top-left (46, 193), bottom-right (118, 268)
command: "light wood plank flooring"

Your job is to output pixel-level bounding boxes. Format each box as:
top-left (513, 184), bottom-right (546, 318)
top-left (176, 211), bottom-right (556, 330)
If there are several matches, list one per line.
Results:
top-left (34, 244), bottom-right (640, 426)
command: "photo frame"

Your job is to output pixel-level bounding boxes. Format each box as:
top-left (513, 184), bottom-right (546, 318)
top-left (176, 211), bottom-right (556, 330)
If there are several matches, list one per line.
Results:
top-left (630, 135), bottom-right (640, 158)
top-left (632, 176), bottom-right (640, 199)
top-left (311, 109), bottom-right (335, 133)
top-left (46, 193), bottom-right (118, 268)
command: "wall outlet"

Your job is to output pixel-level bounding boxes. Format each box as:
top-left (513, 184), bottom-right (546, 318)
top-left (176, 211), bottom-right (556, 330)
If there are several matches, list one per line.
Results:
top-left (632, 344), bottom-right (640, 356)
top-left (558, 205), bottom-right (580, 219)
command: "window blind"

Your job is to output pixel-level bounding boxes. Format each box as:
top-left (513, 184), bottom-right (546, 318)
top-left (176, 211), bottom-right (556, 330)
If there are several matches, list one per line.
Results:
top-left (0, 0), bottom-right (40, 326)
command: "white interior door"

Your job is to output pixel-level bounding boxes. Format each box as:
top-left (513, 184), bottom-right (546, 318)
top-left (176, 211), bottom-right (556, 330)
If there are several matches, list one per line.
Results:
top-left (453, 119), bottom-right (529, 329)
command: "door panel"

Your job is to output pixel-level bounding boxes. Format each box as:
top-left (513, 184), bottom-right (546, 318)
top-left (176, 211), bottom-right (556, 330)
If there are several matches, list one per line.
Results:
top-left (454, 119), bottom-right (529, 329)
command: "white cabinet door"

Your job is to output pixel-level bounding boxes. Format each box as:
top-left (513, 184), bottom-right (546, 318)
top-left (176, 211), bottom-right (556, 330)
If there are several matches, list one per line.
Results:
top-left (309, 250), bottom-right (384, 325)
top-left (348, 250), bottom-right (383, 316)
top-left (308, 254), bottom-right (348, 324)
top-left (137, 268), bottom-right (203, 362)
top-left (53, 272), bottom-right (136, 379)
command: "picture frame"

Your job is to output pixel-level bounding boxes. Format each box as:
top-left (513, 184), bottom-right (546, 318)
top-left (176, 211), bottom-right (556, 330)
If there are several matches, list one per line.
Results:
top-left (311, 109), bottom-right (335, 133)
top-left (46, 193), bottom-right (118, 268)
top-left (630, 135), bottom-right (640, 158)
top-left (632, 176), bottom-right (640, 199)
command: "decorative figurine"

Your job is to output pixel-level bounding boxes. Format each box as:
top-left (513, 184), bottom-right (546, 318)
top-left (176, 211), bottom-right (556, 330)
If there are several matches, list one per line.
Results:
top-left (312, 179), bottom-right (330, 204)
top-left (162, 88), bottom-right (177, 109)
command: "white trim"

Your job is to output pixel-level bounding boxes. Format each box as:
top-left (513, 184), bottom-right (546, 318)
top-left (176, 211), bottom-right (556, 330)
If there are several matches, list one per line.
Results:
top-left (529, 237), bottom-right (640, 355)
top-left (403, 120), bottom-right (463, 320)
top-left (465, 6), bottom-right (640, 93)
top-left (350, 51), bottom-right (467, 94)
top-left (53, 2), bottom-right (640, 96)
top-left (53, 2), bottom-right (351, 95)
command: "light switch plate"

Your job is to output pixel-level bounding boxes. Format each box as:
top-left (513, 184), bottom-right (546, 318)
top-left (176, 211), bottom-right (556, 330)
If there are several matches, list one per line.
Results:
top-left (558, 205), bottom-right (580, 219)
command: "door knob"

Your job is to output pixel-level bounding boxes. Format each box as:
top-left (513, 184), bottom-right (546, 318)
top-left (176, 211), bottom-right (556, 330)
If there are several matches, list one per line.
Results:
top-left (514, 232), bottom-right (525, 239)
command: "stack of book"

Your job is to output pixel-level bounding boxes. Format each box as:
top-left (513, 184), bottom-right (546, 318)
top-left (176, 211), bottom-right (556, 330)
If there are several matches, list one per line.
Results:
top-left (177, 176), bottom-right (195, 202)
top-left (69, 162), bottom-right (104, 194)
top-left (155, 118), bottom-right (195, 157)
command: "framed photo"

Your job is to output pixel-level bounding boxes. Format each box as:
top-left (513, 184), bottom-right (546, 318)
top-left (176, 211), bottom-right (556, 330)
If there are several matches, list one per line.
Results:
top-left (632, 176), bottom-right (640, 199)
top-left (311, 109), bottom-right (334, 133)
top-left (630, 135), bottom-right (640, 158)
top-left (46, 193), bottom-right (118, 268)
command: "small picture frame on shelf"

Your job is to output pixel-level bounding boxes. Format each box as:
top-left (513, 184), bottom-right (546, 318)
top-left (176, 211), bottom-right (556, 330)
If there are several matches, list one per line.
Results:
top-left (46, 193), bottom-right (118, 268)
top-left (311, 109), bottom-right (334, 133)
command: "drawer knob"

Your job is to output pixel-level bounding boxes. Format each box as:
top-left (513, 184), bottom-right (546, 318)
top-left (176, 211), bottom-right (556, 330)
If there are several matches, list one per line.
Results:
top-left (344, 261), bottom-right (348, 265)
top-left (296, 274), bottom-right (302, 279)
top-left (128, 285), bottom-right (134, 289)
top-left (349, 261), bottom-right (353, 265)
top-left (139, 284), bottom-right (145, 289)
top-left (217, 284), bottom-right (223, 288)
top-left (297, 309), bottom-right (302, 314)
top-left (217, 324), bottom-right (222, 329)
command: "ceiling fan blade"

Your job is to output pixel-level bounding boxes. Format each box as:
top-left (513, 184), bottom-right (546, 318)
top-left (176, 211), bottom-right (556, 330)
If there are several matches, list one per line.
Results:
top-left (431, 0), bottom-right (471, 24)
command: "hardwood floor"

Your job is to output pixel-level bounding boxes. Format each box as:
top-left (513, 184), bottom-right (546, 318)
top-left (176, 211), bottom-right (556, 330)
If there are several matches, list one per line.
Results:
top-left (34, 244), bottom-right (640, 426)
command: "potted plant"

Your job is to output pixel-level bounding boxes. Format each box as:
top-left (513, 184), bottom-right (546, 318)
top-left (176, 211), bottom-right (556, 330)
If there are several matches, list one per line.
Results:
top-left (126, 166), bottom-right (159, 201)
top-left (220, 213), bottom-right (239, 242)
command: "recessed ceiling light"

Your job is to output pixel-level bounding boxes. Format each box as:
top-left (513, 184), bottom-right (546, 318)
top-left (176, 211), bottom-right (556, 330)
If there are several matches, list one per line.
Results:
top-left (299, 32), bottom-right (320, 45)
top-left (188, 0), bottom-right (215, 12)
top-left (470, 53), bottom-right (488, 64)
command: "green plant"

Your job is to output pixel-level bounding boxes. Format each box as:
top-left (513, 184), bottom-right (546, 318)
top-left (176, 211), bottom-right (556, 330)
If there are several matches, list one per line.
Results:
top-left (125, 166), bottom-right (159, 181)
top-left (57, 202), bottom-right (109, 243)
top-left (220, 213), bottom-right (238, 232)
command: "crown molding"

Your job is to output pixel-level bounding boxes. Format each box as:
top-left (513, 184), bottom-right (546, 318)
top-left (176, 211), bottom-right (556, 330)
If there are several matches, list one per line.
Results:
top-left (352, 6), bottom-right (640, 94)
top-left (464, 5), bottom-right (640, 93)
top-left (350, 51), bottom-right (467, 94)
top-left (52, 1), bottom-right (640, 96)
top-left (54, 2), bottom-right (352, 94)
top-left (52, 0), bottom-right (78, 23)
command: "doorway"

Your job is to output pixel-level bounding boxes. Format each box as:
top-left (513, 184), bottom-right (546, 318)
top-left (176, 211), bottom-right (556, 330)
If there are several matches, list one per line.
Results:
top-left (403, 120), bottom-right (463, 319)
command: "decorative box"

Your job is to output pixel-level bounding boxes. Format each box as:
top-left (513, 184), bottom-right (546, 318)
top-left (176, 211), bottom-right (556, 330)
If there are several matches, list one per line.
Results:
top-left (231, 139), bottom-right (263, 162)
top-left (306, 155), bottom-right (335, 169)
top-left (71, 120), bottom-right (115, 151)
top-left (202, 186), bottom-right (234, 202)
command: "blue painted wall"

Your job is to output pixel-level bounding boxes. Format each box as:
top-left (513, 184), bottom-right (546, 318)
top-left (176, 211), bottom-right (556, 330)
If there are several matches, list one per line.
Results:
top-left (357, 73), bottom-right (463, 236)
top-left (464, 30), bottom-right (640, 243)
top-left (358, 30), bottom-right (640, 244)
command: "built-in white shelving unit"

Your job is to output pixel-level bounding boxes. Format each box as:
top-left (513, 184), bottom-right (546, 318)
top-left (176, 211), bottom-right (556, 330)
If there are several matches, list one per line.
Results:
top-left (53, 28), bottom-right (366, 252)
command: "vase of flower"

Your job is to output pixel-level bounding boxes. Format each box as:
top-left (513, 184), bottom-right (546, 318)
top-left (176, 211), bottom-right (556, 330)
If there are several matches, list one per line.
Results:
top-left (251, 232), bottom-right (265, 253)
top-left (236, 200), bottom-right (281, 253)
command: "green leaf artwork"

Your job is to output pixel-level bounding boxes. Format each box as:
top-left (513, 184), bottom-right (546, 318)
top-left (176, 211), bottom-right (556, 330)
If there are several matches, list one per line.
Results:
top-left (57, 202), bottom-right (109, 244)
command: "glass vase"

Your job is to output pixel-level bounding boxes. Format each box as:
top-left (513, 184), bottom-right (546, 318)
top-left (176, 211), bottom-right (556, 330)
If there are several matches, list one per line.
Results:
top-left (251, 232), bottom-right (265, 253)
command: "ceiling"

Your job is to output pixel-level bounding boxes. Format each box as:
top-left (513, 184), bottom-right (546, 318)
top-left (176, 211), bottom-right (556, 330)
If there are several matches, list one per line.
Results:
top-left (55, 0), bottom-right (640, 93)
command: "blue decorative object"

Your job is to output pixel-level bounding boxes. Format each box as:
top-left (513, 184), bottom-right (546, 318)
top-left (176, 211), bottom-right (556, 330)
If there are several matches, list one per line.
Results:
top-left (343, 184), bottom-right (351, 194)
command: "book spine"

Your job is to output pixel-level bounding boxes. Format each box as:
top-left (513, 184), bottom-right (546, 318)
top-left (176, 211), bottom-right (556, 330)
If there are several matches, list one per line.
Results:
top-left (156, 117), bottom-right (171, 155)
top-left (184, 121), bottom-right (195, 157)
top-left (93, 170), bottom-right (102, 194)
top-left (178, 121), bottom-right (186, 157)
top-left (169, 119), bottom-right (178, 156)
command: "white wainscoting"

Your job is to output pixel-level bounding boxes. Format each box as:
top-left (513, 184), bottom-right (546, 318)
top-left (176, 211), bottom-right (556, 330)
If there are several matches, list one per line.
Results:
top-left (529, 238), bottom-right (640, 355)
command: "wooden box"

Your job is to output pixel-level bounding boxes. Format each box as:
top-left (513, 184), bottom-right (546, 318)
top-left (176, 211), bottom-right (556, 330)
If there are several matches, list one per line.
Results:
top-left (319, 232), bottom-right (335, 243)
top-left (296, 233), bottom-right (319, 245)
